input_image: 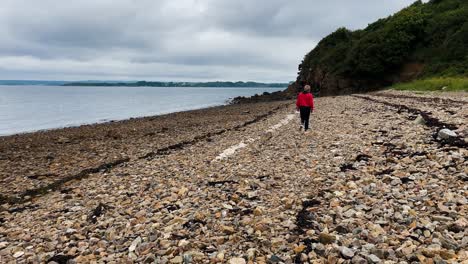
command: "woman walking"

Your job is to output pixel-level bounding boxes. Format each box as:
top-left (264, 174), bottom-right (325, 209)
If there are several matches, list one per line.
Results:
top-left (296, 85), bottom-right (314, 133)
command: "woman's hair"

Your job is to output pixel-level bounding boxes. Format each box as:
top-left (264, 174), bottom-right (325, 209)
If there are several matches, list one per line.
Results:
top-left (304, 85), bottom-right (311, 92)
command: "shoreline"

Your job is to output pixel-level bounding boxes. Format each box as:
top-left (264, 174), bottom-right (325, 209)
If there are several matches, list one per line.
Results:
top-left (0, 85), bottom-right (286, 137)
top-left (1, 101), bottom-right (235, 138)
top-left (0, 100), bottom-right (292, 200)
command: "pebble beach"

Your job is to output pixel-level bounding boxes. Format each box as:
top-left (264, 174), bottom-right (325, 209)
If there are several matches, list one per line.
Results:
top-left (0, 91), bottom-right (467, 263)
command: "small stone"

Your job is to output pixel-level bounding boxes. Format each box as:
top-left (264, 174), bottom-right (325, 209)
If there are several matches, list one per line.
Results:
top-left (423, 230), bottom-right (431, 238)
top-left (13, 251), bottom-right (25, 258)
top-left (433, 255), bottom-right (447, 264)
top-left (216, 252), bottom-right (225, 261)
top-left (65, 228), bottom-right (77, 234)
top-left (335, 225), bottom-right (349, 234)
top-left (318, 233), bottom-right (336, 244)
top-left (253, 207), bottom-right (263, 216)
top-left (221, 225), bottom-right (236, 234)
top-left (351, 255), bottom-right (367, 264)
top-left (432, 215), bottom-right (453, 222)
top-left (439, 236), bottom-right (459, 250)
top-left (449, 217), bottom-right (467, 233)
top-left (438, 250), bottom-right (455, 260)
top-left (129, 236), bottom-right (142, 252)
top-left (314, 243), bottom-right (326, 256)
top-left (339, 246), bottom-right (355, 259)
top-left (347, 181), bottom-right (358, 189)
top-left (171, 256), bottom-right (183, 263)
top-left (366, 254), bottom-right (380, 263)
top-left (178, 187), bottom-right (188, 196)
top-left (144, 254), bottom-right (156, 263)
top-left (183, 254), bottom-right (192, 263)
top-left (294, 244), bottom-right (306, 254)
top-left (268, 255), bottom-right (283, 263)
top-left (370, 248), bottom-right (388, 259)
top-left (178, 239), bottom-right (189, 247)
top-left (229, 257), bottom-right (246, 264)
top-left (247, 248), bottom-right (256, 260)
top-left (438, 129), bottom-right (457, 139)
top-left (0, 242), bottom-right (9, 249)
top-left (413, 115), bottom-right (426, 125)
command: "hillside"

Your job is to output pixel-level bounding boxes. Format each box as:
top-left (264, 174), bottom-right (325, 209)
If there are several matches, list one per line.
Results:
top-left (289, 0), bottom-right (468, 96)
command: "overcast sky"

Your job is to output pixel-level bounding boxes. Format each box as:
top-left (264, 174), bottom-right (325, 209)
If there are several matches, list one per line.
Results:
top-left (0, 0), bottom-right (418, 82)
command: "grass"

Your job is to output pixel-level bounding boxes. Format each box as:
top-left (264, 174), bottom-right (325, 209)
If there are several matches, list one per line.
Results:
top-left (391, 77), bottom-right (468, 92)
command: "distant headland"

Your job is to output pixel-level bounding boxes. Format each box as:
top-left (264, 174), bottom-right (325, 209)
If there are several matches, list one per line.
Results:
top-left (0, 80), bottom-right (290, 88)
top-left (62, 81), bottom-right (290, 88)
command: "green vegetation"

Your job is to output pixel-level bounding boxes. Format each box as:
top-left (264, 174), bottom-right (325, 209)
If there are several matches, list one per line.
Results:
top-left (63, 81), bottom-right (289, 88)
top-left (296, 0), bottom-right (468, 95)
top-left (391, 77), bottom-right (468, 91)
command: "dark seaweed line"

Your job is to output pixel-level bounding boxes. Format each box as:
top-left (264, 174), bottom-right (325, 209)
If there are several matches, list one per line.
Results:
top-left (372, 92), bottom-right (466, 105)
top-left (0, 104), bottom-right (289, 206)
top-left (0, 158), bottom-right (130, 205)
top-left (353, 95), bottom-right (467, 148)
top-left (139, 104), bottom-right (289, 159)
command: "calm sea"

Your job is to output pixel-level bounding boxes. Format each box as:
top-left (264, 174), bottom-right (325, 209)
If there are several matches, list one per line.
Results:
top-left (0, 85), bottom-right (284, 136)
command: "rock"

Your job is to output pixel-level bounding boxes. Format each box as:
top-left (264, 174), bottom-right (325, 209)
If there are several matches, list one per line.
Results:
top-left (438, 250), bottom-right (455, 260)
top-left (413, 115), bottom-right (426, 125)
top-left (0, 242), bottom-right (9, 249)
top-left (366, 254), bottom-right (381, 263)
top-left (216, 252), bottom-right (225, 261)
top-left (183, 254), bottom-right (192, 263)
top-left (335, 225), bottom-right (349, 234)
top-left (13, 251), bottom-right (25, 258)
top-left (247, 248), bottom-right (256, 260)
top-left (319, 233), bottom-right (336, 244)
top-left (65, 228), bottom-right (77, 234)
top-left (432, 215), bottom-right (453, 222)
top-left (339, 246), bottom-right (355, 259)
top-left (448, 217), bottom-right (467, 233)
top-left (370, 248), bottom-right (388, 259)
top-left (144, 254), bottom-right (156, 263)
top-left (253, 207), bottom-right (263, 216)
top-left (352, 255), bottom-right (368, 264)
top-left (314, 243), bottom-right (326, 256)
top-left (221, 225), bottom-right (236, 234)
top-left (438, 129), bottom-right (457, 139)
top-left (268, 255), bottom-right (283, 263)
top-left (129, 236), bottom-right (142, 252)
top-left (433, 255), bottom-right (447, 264)
top-left (294, 244), bottom-right (306, 254)
top-left (170, 256), bottom-right (183, 263)
top-left (229, 257), bottom-right (246, 264)
top-left (439, 236), bottom-right (459, 250)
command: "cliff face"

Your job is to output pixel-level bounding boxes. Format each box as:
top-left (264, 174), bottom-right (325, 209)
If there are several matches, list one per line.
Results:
top-left (292, 0), bottom-right (468, 96)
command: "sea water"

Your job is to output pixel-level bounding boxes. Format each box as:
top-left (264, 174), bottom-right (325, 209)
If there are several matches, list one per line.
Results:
top-left (0, 85), bottom-right (284, 136)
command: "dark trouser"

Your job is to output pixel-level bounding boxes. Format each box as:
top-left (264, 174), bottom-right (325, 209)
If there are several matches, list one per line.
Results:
top-left (299, 106), bottom-right (311, 130)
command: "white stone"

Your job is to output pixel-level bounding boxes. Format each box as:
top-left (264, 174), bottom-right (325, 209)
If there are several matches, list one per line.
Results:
top-left (129, 236), bottom-right (142, 252)
top-left (13, 251), bottom-right (25, 258)
top-left (438, 129), bottom-right (457, 139)
top-left (229, 257), bottom-right (246, 264)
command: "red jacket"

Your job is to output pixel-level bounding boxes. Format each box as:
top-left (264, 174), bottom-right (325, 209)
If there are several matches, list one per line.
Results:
top-left (296, 92), bottom-right (314, 110)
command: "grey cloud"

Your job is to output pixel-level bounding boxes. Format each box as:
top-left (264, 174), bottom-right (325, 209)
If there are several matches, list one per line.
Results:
top-left (0, 0), bottom-right (418, 82)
